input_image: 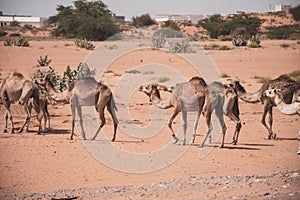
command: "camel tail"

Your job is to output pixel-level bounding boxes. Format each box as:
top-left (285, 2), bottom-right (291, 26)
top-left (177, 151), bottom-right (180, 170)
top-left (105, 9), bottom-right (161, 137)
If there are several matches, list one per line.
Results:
top-left (111, 94), bottom-right (118, 111)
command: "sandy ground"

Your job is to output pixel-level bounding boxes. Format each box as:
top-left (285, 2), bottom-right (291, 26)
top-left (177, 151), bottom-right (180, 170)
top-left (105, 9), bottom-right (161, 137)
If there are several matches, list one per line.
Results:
top-left (0, 38), bottom-right (299, 199)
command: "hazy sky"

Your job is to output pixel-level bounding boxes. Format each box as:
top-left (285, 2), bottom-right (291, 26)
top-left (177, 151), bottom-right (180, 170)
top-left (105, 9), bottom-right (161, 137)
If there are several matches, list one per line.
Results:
top-left (0, 0), bottom-right (299, 20)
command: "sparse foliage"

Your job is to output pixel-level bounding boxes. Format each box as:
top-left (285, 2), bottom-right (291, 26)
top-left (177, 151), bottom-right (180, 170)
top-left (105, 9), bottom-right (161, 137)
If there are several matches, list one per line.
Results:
top-left (37, 55), bottom-right (52, 67)
top-left (74, 38), bottom-right (95, 50)
top-left (151, 32), bottom-right (166, 48)
top-left (232, 35), bottom-right (247, 46)
top-left (3, 37), bottom-right (30, 47)
top-left (162, 20), bottom-right (180, 31)
top-left (168, 39), bottom-right (193, 53)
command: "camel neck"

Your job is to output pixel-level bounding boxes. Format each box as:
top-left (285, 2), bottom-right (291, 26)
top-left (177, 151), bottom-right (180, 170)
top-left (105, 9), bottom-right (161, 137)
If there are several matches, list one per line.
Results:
top-left (150, 93), bottom-right (173, 109)
top-left (236, 88), bottom-right (261, 103)
top-left (45, 81), bottom-right (69, 103)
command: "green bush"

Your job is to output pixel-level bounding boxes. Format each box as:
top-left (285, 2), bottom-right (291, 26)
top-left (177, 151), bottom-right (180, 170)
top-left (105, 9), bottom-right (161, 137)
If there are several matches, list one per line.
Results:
top-left (9, 33), bottom-right (21, 37)
top-left (47, 0), bottom-right (119, 41)
top-left (36, 63), bottom-right (96, 94)
top-left (162, 20), bottom-right (180, 31)
top-left (132, 13), bottom-right (156, 27)
top-left (0, 30), bottom-right (8, 37)
top-left (265, 24), bottom-right (300, 39)
top-left (199, 14), bottom-right (262, 39)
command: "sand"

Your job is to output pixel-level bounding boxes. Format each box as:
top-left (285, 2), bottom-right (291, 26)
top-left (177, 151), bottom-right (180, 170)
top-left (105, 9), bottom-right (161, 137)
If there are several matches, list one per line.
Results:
top-left (0, 37), bottom-right (299, 199)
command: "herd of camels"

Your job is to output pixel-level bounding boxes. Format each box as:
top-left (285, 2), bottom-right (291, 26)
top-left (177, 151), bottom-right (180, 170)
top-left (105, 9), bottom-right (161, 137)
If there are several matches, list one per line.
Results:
top-left (0, 65), bottom-right (299, 148)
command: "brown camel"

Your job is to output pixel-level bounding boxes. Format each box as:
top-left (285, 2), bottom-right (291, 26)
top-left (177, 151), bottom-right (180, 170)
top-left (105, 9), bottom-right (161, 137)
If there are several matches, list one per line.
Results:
top-left (37, 74), bottom-right (118, 141)
top-left (0, 72), bottom-right (43, 134)
top-left (265, 88), bottom-right (300, 115)
top-left (231, 74), bottom-right (300, 139)
top-left (139, 76), bottom-right (228, 147)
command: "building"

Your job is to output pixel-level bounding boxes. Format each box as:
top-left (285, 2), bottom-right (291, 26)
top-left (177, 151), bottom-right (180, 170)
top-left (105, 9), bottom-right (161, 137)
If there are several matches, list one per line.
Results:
top-left (111, 13), bottom-right (125, 23)
top-left (275, 4), bottom-right (291, 13)
top-left (155, 14), bottom-right (203, 24)
top-left (0, 15), bottom-right (47, 27)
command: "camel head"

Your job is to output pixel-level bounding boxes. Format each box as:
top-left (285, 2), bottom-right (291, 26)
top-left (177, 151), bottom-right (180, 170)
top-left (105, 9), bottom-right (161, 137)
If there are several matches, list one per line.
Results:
top-left (265, 88), bottom-right (281, 99)
top-left (229, 80), bottom-right (246, 93)
top-left (139, 83), bottom-right (168, 100)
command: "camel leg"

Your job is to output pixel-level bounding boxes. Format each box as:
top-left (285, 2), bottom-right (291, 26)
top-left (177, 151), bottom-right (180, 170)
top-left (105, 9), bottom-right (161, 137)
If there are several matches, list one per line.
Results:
top-left (261, 103), bottom-right (273, 139)
top-left (3, 102), bottom-right (15, 134)
top-left (92, 107), bottom-right (106, 140)
top-left (18, 104), bottom-right (31, 133)
top-left (45, 105), bottom-right (51, 131)
top-left (191, 111), bottom-right (201, 144)
top-left (226, 112), bottom-right (241, 145)
top-left (70, 102), bottom-right (76, 140)
top-left (76, 105), bottom-right (86, 140)
top-left (215, 105), bottom-right (227, 148)
top-left (3, 111), bottom-right (13, 133)
top-left (202, 111), bottom-right (213, 147)
top-left (107, 102), bottom-right (118, 142)
top-left (167, 108), bottom-right (180, 144)
top-left (181, 111), bottom-right (187, 145)
top-left (268, 107), bottom-right (275, 139)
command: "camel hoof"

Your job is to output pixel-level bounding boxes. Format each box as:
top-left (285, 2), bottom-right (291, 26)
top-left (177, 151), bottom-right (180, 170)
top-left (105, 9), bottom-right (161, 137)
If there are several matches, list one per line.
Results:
top-left (231, 140), bottom-right (237, 145)
top-left (219, 145), bottom-right (224, 148)
top-left (112, 137), bottom-right (116, 142)
top-left (173, 137), bottom-right (179, 144)
top-left (3, 129), bottom-right (8, 133)
top-left (272, 133), bottom-right (276, 139)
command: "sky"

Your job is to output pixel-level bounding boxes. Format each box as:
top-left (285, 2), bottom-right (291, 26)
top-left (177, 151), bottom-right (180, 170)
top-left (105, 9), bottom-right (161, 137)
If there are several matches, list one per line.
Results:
top-left (0, 0), bottom-right (299, 20)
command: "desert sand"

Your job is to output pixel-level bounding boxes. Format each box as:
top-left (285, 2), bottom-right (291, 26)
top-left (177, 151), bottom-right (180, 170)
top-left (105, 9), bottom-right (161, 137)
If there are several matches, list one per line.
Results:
top-left (0, 37), bottom-right (299, 200)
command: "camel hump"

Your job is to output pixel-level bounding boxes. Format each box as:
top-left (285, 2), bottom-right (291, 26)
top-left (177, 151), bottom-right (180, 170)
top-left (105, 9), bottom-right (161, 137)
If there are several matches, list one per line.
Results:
top-left (189, 76), bottom-right (207, 87)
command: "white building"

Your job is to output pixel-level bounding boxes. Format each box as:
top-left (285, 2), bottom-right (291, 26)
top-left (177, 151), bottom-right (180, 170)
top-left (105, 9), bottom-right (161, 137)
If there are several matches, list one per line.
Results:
top-left (0, 15), bottom-right (47, 27)
top-left (155, 14), bottom-right (203, 24)
top-left (275, 4), bottom-right (291, 13)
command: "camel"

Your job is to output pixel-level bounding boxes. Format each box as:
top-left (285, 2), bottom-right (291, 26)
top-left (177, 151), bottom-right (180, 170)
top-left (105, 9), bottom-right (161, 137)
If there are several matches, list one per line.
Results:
top-left (28, 93), bottom-right (51, 132)
top-left (231, 74), bottom-right (300, 139)
top-left (210, 82), bottom-right (242, 145)
top-left (0, 72), bottom-right (43, 134)
top-left (139, 76), bottom-right (229, 147)
top-left (37, 74), bottom-right (118, 141)
top-left (265, 89), bottom-right (300, 115)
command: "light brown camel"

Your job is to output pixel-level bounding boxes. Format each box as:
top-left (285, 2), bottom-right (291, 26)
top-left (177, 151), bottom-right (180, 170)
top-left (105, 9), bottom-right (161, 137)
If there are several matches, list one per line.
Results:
top-left (210, 81), bottom-right (242, 145)
top-left (0, 72), bottom-right (43, 134)
top-left (139, 76), bottom-right (228, 147)
top-left (265, 88), bottom-right (300, 115)
top-left (28, 93), bottom-right (50, 132)
top-left (231, 74), bottom-right (300, 139)
top-left (37, 75), bottom-right (118, 141)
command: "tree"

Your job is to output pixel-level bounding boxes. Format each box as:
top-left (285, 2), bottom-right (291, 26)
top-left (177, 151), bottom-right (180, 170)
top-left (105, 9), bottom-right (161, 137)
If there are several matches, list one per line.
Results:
top-left (47, 0), bottom-right (119, 41)
top-left (290, 5), bottom-right (300, 21)
top-left (132, 13), bottom-right (156, 27)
